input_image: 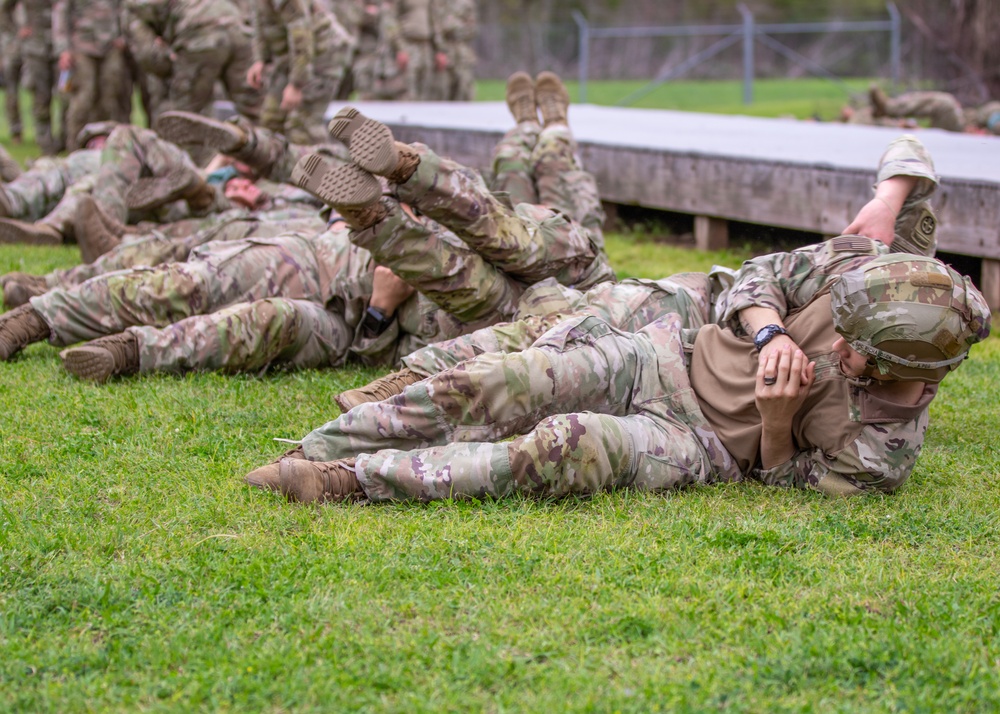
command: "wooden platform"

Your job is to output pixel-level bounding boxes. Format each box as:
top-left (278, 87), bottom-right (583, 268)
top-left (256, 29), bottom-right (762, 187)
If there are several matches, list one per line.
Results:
top-left (328, 101), bottom-right (1000, 309)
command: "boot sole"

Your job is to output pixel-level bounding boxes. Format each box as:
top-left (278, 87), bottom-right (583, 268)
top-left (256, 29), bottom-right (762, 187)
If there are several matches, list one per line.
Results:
top-left (327, 107), bottom-right (398, 175)
top-left (156, 112), bottom-right (245, 153)
top-left (126, 171), bottom-right (199, 212)
top-left (291, 153), bottom-right (381, 208)
top-left (60, 346), bottom-right (117, 383)
top-left (0, 218), bottom-right (61, 245)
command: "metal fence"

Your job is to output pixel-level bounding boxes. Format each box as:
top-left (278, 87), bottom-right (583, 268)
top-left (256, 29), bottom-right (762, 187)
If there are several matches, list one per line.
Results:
top-left (573, 3), bottom-right (901, 105)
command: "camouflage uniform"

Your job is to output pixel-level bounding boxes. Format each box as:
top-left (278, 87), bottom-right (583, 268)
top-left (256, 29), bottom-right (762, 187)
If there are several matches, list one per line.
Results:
top-left (330, 0), bottom-right (363, 99)
top-left (292, 138), bottom-right (955, 501)
top-left (429, 0), bottom-right (475, 101)
top-left (123, 0), bottom-right (260, 123)
top-left (2, 0), bottom-right (61, 153)
top-left (351, 1), bottom-right (404, 100)
top-left (59, 0), bottom-right (132, 151)
top-left (1, 149), bottom-right (101, 229)
top-left (964, 100), bottom-right (1000, 135)
top-left (0, 0), bottom-right (24, 141)
top-left (879, 91), bottom-right (965, 132)
top-left (251, 0), bottom-right (355, 143)
top-left (387, 0), bottom-right (434, 100)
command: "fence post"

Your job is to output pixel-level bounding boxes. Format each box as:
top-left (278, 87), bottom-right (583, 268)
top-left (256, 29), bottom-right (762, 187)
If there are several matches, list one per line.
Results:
top-left (887, 2), bottom-right (901, 89)
top-left (738, 4), bottom-right (754, 104)
top-left (573, 11), bottom-right (590, 104)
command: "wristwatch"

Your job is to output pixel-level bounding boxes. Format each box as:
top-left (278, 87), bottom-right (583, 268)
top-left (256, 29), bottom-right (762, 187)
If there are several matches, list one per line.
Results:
top-left (361, 306), bottom-right (395, 337)
top-left (753, 324), bottom-right (788, 351)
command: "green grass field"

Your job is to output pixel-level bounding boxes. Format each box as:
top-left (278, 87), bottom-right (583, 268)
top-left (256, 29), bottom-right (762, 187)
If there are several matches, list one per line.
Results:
top-left (2, 79), bottom-right (1000, 711)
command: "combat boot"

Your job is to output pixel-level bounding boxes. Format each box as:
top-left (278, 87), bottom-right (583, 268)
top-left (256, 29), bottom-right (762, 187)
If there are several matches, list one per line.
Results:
top-left (870, 84), bottom-right (890, 118)
top-left (291, 151), bottom-right (382, 213)
top-left (3, 273), bottom-right (50, 308)
top-left (126, 168), bottom-right (204, 212)
top-left (327, 107), bottom-right (420, 183)
top-left (0, 218), bottom-right (62, 245)
top-left (278, 458), bottom-right (363, 503)
top-left (74, 196), bottom-right (123, 263)
top-left (506, 71), bottom-right (538, 124)
top-left (334, 367), bottom-right (422, 412)
top-left (535, 72), bottom-right (570, 126)
top-left (0, 304), bottom-right (49, 360)
top-left (244, 445), bottom-right (306, 492)
top-left (156, 111), bottom-right (279, 175)
top-left (59, 332), bottom-right (140, 383)
top-left (0, 143), bottom-right (21, 182)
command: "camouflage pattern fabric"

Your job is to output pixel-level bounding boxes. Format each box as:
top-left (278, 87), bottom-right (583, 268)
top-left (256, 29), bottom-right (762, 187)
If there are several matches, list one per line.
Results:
top-left (965, 100), bottom-right (1000, 134)
top-left (396, 141), bottom-right (614, 290)
top-left (1, 149), bottom-right (101, 221)
top-left (873, 134), bottom-right (939, 256)
top-left (491, 123), bottom-right (606, 240)
top-left (387, 0), bottom-right (434, 99)
top-left (402, 273), bottom-right (715, 377)
top-left (42, 210), bottom-right (324, 289)
top-left (7, 0), bottom-right (63, 152)
top-left (252, 0), bottom-right (355, 143)
top-left (301, 313), bottom-right (737, 501)
top-left (30, 225), bottom-right (357, 346)
top-left (429, 0), bottom-right (475, 101)
top-left (131, 296), bottom-right (353, 373)
top-left (881, 91), bottom-right (964, 132)
top-left (1, 6), bottom-right (23, 139)
top-left (124, 0), bottom-right (261, 121)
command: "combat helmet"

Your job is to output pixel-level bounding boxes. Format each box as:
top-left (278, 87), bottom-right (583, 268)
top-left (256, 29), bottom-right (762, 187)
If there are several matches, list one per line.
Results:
top-left (77, 121), bottom-right (119, 149)
top-left (830, 254), bottom-right (992, 382)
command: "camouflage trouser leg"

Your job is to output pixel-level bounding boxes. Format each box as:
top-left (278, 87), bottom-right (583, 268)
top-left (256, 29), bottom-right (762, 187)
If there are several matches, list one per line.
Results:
top-left (286, 74), bottom-right (342, 145)
top-left (301, 315), bottom-right (719, 501)
top-left (490, 123), bottom-right (539, 207)
top-left (397, 144), bottom-right (604, 286)
top-left (3, 155), bottom-right (97, 220)
top-left (130, 297), bottom-right (351, 374)
top-left (94, 125), bottom-right (199, 223)
top-left (246, 128), bottom-right (345, 185)
top-left (222, 26), bottom-right (262, 122)
top-left (24, 54), bottom-right (56, 154)
top-left (532, 124), bottom-right (606, 240)
top-left (29, 232), bottom-right (323, 345)
top-left (164, 40), bottom-right (232, 117)
top-left (46, 216), bottom-right (265, 289)
top-left (350, 200), bottom-right (523, 322)
top-left (64, 53), bottom-right (99, 151)
top-left (401, 275), bottom-right (714, 377)
top-left (3, 48), bottom-right (23, 138)
top-left (875, 135), bottom-right (939, 256)
top-left (398, 39), bottom-right (434, 100)
top-left (884, 93), bottom-right (964, 132)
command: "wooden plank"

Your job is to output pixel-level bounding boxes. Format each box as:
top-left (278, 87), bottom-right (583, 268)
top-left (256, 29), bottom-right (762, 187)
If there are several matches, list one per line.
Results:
top-left (981, 259), bottom-right (1000, 313)
top-left (695, 216), bottom-right (729, 251)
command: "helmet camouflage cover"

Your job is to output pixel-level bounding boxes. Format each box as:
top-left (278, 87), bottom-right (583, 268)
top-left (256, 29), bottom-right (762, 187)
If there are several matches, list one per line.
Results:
top-left (830, 254), bottom-right (992, 382)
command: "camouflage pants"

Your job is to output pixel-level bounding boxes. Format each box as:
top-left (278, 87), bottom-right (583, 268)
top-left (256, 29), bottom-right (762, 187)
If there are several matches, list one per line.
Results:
top-left (129, 296), bottom-right (353, 374)
top-left (3, 36), bottom-right (22, 138)
top-left (23, 53), bottom-right (60, 154)
top-left (64, 48), bottom-right (131, 151)
top-left (93, 124), bottom-right (201, 224)
top-left (883, 92), bottom-right (964, 132)
top-left (301, 314), bottom-right (737, 501)
top-left (42, 211), bottom-right (323, 290)
top-left (2, 150), bottom-right (100, 223)
top-left (30, 227), bottom-right (354, 346)
top-left (398, 38), bottom-right (434, 100)
top-left (402, 274), bottom-right (714, 377)
top-left (260, 65), bottom-right (342, 145)
top-left (491, 123), bottom-right (605, 239)
top-left (394, 142), bottom-right (614, 294)
top-left (164, 26), bottom-right (261, 122)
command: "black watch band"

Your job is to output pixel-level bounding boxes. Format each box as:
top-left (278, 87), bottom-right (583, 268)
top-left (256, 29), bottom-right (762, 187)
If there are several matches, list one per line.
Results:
top-left (753, 324), bottom-right (788, 351)
top-left (361, 306), bottom-right (394, 337)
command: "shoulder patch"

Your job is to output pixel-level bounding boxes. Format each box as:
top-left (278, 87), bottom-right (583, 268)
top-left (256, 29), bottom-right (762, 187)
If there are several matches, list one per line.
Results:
top-left (831, 235), bottom-right (878, 254)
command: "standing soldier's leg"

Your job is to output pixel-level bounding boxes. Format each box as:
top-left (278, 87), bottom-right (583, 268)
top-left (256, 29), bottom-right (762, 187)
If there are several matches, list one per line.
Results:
top-left (64, 53), bottom-right (99, 151)
top-left (3, 43), bottom-right (23, 143)
top-left (164, 42), bottom-right (230, 117)
top-left (99, 47), bottom-right (133, 125)
top-left (25, 54), bottom-right (56, 154)
top-left (222, 25), bottom-right (262, 123)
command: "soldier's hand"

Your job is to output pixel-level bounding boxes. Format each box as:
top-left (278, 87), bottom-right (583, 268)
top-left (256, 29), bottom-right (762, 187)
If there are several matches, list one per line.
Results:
top-left (280, 84), bottom-right (303, 111)
top-left (247, 61), bottom-right (265, 90)
top-left (434, 51), bottom-right (448, 70)
top-left (842, 196), bottom-right (896, 246)
top-left (396, 50), bottom-right (409, 70)
top-left (18, 26), bottom-right (32, 39)
top-left (59, 51), bottom-right (73, 71)
top-left (755, 345), bottom-right (815, 425)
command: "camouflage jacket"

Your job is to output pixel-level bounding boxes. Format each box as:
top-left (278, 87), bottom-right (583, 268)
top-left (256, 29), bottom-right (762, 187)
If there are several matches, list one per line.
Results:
top-left (1, 0), bottom-right (53, 57)
top-left (124, 0), bottom-right (242, 52)
top-left (251, 0), bottom-right (353, 88)
top-left (60, 0), bottom-right (123, 56)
